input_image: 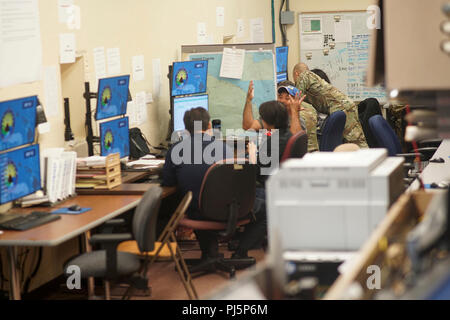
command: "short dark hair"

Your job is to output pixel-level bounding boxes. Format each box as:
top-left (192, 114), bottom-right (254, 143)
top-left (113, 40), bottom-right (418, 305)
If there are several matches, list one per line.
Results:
top-left (259, 100), bottom-right (289, 130)
top-left (183, 107), bottom-right (210, 134)
top-left (311, 68), bottom-right (331, 84)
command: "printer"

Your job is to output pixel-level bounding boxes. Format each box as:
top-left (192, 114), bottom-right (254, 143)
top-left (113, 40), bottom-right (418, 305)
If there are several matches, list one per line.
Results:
top-left (266, 149), bottom-right (405, 252)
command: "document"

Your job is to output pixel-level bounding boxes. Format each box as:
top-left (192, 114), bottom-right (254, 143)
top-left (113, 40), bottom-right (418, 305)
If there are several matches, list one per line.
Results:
top-left (107, 47), bottom-right (121, 75)
top-left (335, 20), bottom-right (352, 43)
top-left (0, 0), bottom-right (43, 88)
top-left (220, 48), bottom-right (245, 80)
top-left (43, 66), bottom-right (59, 117)
top-left (58, 0), bottom-right (74, 23)
top-left (93, 47), bottom-right (106, 80)
top-left (59, 33), bottom-right (76, 64)
top-left (301, 16), bottom-right (322, 34)
top-left (300, 34), bottom-right (323, 50)
top-left (197, 22), bottom-right (207, 44)
top-left (135, 91), bottom-right (147, 125)
top-left (152, 58), bottom-right (161, 99)
top-left (250, 18), bottom-right (264, 43)
top-left (216, 7), bottom-right (225, 27)
top-left (237, 19), bottom-right (245, 38)
top-left (132, 55), bottom-right (145, 82)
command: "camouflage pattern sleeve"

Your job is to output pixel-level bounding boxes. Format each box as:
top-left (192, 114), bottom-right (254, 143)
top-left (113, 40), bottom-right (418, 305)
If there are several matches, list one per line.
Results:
top-left (299, 101), bottom-right (319, 152)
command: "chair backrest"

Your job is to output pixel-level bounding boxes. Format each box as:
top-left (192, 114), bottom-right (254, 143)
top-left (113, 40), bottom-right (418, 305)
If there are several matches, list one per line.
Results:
top-left (368, 115), bottom-right (402, 156)
top-left (199, 161), bottom-right (256, 222)
top-left (132, 186), bottom-right (163, 252)
top-left (281, 131), bottom-right (308, 163)
top-left (319, 111), bottom-right (346, 151)
top-left (358, 98), bottom-right (382, 148)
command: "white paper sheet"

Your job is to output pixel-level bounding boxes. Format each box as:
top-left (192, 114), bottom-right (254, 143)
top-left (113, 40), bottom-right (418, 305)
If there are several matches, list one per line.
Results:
top-left (127, 101), bottom-right (137, 125)
top-left (132, 55), bottom-right (145, 82)
top-left (152, 58), bottom-right (161, 99)
top-left (43, 66), bottom-right (59, 117)
top-left (216, 7), bottom-right (225, 27)
top-left (197, 22), bottom-right (207, 44)
top-left (66, 5), bottom-right (81, 30)
top-left (301, 17), bottom-right (322, 34)
top-left (300, 34), bottom-right (323, 50)
top-left (59, 33), bottom-right (76, 64)
top-left (335, 20), bottom-right (352, 43)
top-left (0, 0), bottom-right (42, 88)
top-left (135, 91), bottom-right (147, 125)
top-left (107, 47), bottom-right (121, 75)
top-left (93, 47), bottom-right (106, 80)
top-left (250, 18), bottom-right (264, 43)
top-left (220, 48), bottom-right (245, 79)
top-left (58, 0), bottom-right (73, 23)
top-left (237, 19), bottom-right (245, 38)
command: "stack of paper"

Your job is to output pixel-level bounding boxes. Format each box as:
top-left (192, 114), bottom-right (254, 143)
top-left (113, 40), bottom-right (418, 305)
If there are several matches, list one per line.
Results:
top-left (42, 149), bottom-right (77, 203)
top-left (76, 156), bottom-right (107, 167)
top-left (126, 159), bottom-right (165, 169)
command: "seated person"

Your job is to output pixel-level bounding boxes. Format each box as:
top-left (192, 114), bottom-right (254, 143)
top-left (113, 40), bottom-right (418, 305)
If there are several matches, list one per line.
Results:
top-left (277, 80), bottom-right (319, 152)
top-left (311, 68), bottom-right (331, 84)
top-left (233, 100), bottom-right (292, 259)
top-left (162, 107), bottom-right (233, 259)
top-left (293, 62), bottom-right (368, 148)
top-left (242, 80), bottom-right (305, 141)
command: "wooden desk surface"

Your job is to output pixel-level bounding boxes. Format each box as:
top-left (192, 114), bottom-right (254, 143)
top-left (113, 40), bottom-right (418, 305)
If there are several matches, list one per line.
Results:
top-left (0, 195), bottom-right (141, 247)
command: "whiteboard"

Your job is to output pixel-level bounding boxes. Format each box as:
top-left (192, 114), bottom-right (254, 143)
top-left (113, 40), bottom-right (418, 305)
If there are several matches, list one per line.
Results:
top-left (299, 11), bottom-right (386, 103)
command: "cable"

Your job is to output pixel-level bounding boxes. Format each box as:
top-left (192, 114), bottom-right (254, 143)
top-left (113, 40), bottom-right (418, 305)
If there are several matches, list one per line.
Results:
top-left (279, 0), bottom-right (287, 46)
top-left (405, 104), bottom-right (425, 189)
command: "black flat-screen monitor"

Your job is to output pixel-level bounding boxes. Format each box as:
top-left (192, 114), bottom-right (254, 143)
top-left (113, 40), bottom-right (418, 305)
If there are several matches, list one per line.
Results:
top-left (99, 117), bottom-right (130, 159)
top-left (276, 46), bottom-right (288, 83)
top-left (95, 75), bottom-right (130, 120)
top-left (171, 60), bottom-right (208, 97)
top-left (0, 96), bottom-right (37, 151)
top-left (0, 144), bottom-right (41, 204)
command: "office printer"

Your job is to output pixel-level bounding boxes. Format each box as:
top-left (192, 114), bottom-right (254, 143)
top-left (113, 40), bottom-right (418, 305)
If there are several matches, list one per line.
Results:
top-left (267, 149), bottom-right (405, 252)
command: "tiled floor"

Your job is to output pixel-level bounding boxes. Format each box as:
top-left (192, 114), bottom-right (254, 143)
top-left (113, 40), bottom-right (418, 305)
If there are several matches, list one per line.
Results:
top-left (24, 243), bottom-right (266, 300)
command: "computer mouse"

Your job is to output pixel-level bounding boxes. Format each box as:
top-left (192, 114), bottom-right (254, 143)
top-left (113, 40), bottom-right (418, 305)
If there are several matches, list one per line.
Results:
top-left (68, 204), bottom-right (82, 212)
top-left (430, 157), bottom-right (445, 163)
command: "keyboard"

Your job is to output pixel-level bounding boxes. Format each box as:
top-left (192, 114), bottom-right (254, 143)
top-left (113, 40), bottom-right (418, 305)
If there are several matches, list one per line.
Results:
top-left (0, 211), bottom-right (61, 231)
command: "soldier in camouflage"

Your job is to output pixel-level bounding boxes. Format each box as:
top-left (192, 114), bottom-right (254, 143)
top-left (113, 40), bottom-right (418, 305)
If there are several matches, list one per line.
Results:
top-left (293, 63), bottom-right (368, 148)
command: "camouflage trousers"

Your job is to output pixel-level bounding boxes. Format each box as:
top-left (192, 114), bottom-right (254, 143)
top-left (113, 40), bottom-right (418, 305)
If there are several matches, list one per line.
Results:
top-left (331, 103), bottom-right (368, 148)
top-left (300, 104), bottom-right (319, 152)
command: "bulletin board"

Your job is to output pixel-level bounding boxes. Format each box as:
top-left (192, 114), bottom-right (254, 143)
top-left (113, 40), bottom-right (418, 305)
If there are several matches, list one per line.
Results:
top-left (299, 11), bottom-right (386, 103)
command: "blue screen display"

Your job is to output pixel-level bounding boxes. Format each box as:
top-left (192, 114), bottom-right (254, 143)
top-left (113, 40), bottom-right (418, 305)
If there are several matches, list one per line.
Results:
top-left (0, 96), bottom-right (37, 151)
top-left (100, 117), bottom-right (130, 158)
top-left (95, 75), bottom-right (130, 120)
top-left (172, 60), bottom-right (208, 97)
top-left (276, 46), bottom-right (288, 83)
top-left (0, 144), bottom-right (41, 204)
top-left (173, 94), bottom-right (209, 132)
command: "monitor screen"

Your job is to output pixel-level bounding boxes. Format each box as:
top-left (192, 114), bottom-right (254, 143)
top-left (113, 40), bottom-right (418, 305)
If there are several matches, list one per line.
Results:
top-left (99, 117), bottom-right (130, 158)
top-left (173, 94), bottom-right (209, 132)
top-left (276, 46), bottom-right (288, 83)
top-left (95, 75), bottom-right (130, 120)
top-left (171, 60), bottom-right (208, 97)
top-left (0, 144), bottom-right (41, 205)
top-left (0, 96), bottom-right (37, 151)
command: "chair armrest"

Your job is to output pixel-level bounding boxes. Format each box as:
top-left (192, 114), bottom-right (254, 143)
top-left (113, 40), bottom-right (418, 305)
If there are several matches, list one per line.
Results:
top-left (103, 219), bottom-right (127, 227)
top-left (396, 153), bottom-right (424, 162)
top-left (89, 233), bottom-right (133, 246)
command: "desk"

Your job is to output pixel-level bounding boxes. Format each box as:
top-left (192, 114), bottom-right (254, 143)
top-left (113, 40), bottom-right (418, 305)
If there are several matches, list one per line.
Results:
top-left (0, 185), bottom-right (174, 300)
top-left (409, 139), bottom-right (450, 191)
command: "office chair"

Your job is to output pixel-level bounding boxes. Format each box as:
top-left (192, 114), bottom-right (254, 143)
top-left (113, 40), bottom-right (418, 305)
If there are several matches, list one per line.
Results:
top-left (178, 161), bottom-right (257, 279)
top-left (280, 131), bottom-right (308, 163)
top-left (358, 98), bottom-right (382, 148)
top-left (64, 186), bottom-right (162, 300)
top-left (117, 192), bottom-right (198, 299)
top-left (319, 111), bottom-right (346, 151)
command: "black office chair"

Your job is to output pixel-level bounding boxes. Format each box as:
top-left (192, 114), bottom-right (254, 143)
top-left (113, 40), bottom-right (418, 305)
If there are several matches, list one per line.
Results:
top-left (358, 98), bottom-right (383, 148)
top-left (319, 111), bottom-right (346, 151)
top-left (280, 131), bottom-right (308, 163)
top-left (64, 186), bottom-right (162, 300)
top-left (178, 161), bottom-right (257, 278)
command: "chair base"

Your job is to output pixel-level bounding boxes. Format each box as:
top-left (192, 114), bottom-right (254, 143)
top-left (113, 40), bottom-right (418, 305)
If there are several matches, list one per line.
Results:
top-left (185, 254), bottom-right (256, 279)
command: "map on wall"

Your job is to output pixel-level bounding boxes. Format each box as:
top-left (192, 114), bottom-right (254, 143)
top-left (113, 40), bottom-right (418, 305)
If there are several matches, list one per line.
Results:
top-left (189, 49), bottom-right (276, 133)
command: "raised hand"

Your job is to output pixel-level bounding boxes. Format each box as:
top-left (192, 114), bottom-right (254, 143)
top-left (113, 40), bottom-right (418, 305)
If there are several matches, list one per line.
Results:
top-left (246, 80), bottom-right (254, 102)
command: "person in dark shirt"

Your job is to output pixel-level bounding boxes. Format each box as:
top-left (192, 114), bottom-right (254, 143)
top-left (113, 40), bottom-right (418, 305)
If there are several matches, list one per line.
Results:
top-left (162, 107), bottom-right (233, 258)
top-left (233, 100), bottom-right (292, 258)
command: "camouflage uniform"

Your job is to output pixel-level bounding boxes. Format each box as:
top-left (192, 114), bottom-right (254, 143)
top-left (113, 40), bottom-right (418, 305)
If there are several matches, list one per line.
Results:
top-left (299, 101), bottom-right (319, 152)
top-left (295, 70), bottom-right (368, 148)
top-left (387, 104), bottom-right (407, 151)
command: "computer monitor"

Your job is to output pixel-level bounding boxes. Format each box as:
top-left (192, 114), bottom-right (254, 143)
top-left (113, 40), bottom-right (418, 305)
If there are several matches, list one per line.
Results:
top-left (95, 75), bottom-right (130, 120)
top-left (173, 94), bottom-right (209, 132)
top-left (99, 116), bottom-right (130, 159)
top-left (0, 144), bottom-right (41, 205)
top-left (0, 96), bottom-right (37, 151)
top-left (276, 46), bottom-right (288, 83)
top-left (171, 60), bottom-right (208, 97)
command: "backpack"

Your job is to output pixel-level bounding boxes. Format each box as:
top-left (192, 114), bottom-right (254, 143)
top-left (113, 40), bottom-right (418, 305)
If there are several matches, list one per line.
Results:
top-left (129, 127), bottom-right (151, 159)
